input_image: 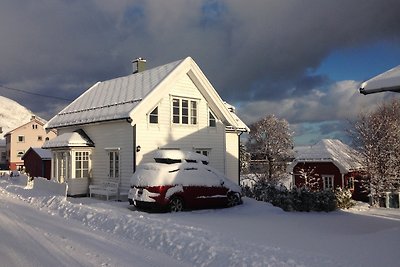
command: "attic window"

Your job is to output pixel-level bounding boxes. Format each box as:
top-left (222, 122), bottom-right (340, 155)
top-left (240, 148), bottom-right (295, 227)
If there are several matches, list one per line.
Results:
top-left (149, 107), bottom-right (158, 124)
top-left (209, 111), bottom-right (216, 127)
top-left (172, 97), bottom-right (197, 125)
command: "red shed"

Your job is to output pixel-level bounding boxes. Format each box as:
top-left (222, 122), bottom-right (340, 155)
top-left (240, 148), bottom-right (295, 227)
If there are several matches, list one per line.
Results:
top-left (22, 147), bottom-right (52, 179)
top-left (288, 139), bottom-right (367, 201)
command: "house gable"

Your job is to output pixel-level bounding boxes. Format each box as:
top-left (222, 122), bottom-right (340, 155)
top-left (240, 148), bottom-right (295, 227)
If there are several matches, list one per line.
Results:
top-left (129, 57), bottom-right (248, 132)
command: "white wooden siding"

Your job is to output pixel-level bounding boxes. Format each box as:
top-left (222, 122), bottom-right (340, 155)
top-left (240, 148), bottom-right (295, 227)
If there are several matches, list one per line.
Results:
top-left (59, 121), bottom-right (134, 192)
top-left (133, 74), bottom-right (227, 174)
top-left (225, 132), bottom-right (239, 183)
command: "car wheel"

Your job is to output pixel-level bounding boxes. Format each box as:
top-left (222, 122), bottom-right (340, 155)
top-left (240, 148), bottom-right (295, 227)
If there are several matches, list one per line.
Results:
top-left (169, 197), bottom-right (184, 212)
top-left (227, 193), bottom-right (240, 207)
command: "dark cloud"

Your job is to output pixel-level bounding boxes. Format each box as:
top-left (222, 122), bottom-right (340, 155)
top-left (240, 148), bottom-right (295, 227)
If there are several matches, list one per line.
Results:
top-left (0, 0), bottom-right (400, 122)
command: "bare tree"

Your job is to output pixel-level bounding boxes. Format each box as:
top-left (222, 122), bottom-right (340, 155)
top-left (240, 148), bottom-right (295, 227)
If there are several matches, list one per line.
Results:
top-left (349, 99), bottom-right (400, 206)
top-left (293, 164), bottom-right (320, 190)
top-left (239, 143), bottom-right (251, 174)
top-left (247, 114), bottom-right (294, 184)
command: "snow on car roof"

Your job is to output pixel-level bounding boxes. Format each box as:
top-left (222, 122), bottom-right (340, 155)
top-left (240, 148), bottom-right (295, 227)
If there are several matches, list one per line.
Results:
top-left (153, 150), bottom-right (209, 163)
top-left (131, 162), bottom-right (240, 192)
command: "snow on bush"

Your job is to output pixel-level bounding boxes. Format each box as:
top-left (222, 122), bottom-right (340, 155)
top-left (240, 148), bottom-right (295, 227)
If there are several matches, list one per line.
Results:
top-left (242, 181), bottom-right (341, 212)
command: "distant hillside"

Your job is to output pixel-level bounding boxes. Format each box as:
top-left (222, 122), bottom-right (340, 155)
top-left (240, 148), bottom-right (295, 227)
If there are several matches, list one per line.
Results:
top-left (0, 96), bottom-right (33, 139)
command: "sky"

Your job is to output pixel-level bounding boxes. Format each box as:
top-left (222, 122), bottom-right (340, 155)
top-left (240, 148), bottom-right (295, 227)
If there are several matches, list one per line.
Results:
top-left (0, 0), bottom-right (400, 145)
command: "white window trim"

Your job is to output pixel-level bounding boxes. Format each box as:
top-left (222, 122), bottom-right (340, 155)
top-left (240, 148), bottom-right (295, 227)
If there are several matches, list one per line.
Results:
top-left (208, 109), bottom-right (217, 128)
top-left (322, 175), bottom-right (334, 190)
top-left (17, 135), bottom-right (25, 143)
top-left (53, 150), bottom-right (70, 183)
top-left (16, 150), bottom-right (25, 158)
top-left (148, 104), bottom-right (159, 124)
top-left (171, 96), bottom-right (199, 126)
top-left (107, 149), bottom-right (120, 180)
top-left (194, 148), bottom-right (211, 157)
top-left (73, 150), bottom-right (91, 179)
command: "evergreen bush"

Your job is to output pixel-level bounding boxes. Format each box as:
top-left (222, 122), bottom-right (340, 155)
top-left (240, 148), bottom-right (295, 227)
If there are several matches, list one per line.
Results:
top-left (242, 181), bottom-right (340, 212)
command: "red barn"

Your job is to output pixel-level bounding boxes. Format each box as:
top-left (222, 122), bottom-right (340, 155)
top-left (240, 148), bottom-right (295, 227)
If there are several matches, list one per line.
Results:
top-left (22, 147), bottom-right (52, 179)
top-left (288, 139), bottom-right (367, 201)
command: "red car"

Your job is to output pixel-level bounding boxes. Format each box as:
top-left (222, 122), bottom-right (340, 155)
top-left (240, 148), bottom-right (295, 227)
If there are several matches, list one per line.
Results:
top-left (128, 151), bottom-right (242, 212)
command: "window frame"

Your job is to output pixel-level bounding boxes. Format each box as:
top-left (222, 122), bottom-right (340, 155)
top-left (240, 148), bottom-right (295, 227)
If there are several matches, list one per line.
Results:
top-left (18, 135), bottom-right (25, 143)
top-left (322, 175), bottom-right (334, 190)
top-left (107, 149), bottom-right (120, 180)
top-left (208, 110), bottom-right (217, 127)
top-left (347, 177), bottom-right (355, 190)
top-left (74, 151), bottom-right (90, 178)
top-left (17, 150), bottom-right (25, 158)
top-left (149, 106), bottom-right (159, 124)
top-left (172, 97), bottom-right (198, 125)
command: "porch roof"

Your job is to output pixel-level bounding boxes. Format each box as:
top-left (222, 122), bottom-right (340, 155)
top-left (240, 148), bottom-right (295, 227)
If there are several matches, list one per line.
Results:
top-left (42, 129), bottom-right (94, 149)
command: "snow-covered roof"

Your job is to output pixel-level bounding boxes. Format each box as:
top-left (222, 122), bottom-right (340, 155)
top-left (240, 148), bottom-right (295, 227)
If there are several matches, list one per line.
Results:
top-left (360, 65), bottom-right (400, 95)
top-left (24, 148), bottom-right (52, 160)
top-left (45, 57), bottom-right (248, 132)
top-left (292, 139), bottom-right (363, 173)
top-left (223, 102), bottom-right (249, 132)
top-left (42, 129), bottom-right (94, 149)
top-left (45, 59), bottom-right (183, 129)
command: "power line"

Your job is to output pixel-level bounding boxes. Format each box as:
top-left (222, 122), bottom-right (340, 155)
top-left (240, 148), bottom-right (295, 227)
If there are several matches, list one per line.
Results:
top-left (0, 84), bottom-right (73, 101)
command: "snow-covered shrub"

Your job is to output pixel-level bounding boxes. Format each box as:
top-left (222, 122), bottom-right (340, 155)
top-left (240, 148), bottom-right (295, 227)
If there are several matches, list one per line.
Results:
top-left (335, 188), bottom-right (355, 209)
top-left (242, 182), bottom-right (338, 212)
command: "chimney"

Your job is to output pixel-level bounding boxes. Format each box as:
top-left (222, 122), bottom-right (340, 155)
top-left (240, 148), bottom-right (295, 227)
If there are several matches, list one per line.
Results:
top-left (132, 57), bottom-right (146, 74)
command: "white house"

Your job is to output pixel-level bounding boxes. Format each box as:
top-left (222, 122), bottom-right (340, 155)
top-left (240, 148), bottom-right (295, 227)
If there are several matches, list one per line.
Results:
top-left (43, 57), bottom-right (248, 196)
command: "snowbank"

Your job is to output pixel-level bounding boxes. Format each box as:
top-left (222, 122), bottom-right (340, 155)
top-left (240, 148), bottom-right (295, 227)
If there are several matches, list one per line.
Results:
top-left (1, 174), bottom-right (399, 267)
top-left (33, 177), bottom-right (68, 197)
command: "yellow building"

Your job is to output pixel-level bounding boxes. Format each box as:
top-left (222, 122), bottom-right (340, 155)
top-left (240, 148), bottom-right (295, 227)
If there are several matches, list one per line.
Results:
top-left (5, 116), bottom-right (57, 170)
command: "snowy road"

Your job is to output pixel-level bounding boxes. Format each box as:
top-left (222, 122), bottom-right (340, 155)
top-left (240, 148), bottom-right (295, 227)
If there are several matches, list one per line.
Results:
top-left (0, 193), bottom-right (188, 267)
top-left (1, 176), bottom-right (400, 267)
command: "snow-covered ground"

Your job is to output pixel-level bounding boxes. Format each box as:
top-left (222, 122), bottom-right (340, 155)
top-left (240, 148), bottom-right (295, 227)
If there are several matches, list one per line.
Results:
top-left (1, 174), bottom-right (399, 267)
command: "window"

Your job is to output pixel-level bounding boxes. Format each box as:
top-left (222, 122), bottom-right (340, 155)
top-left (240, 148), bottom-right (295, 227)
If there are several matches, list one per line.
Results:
top-left (17, 150), bottom-right (25, 158)
top-left (149, 107), bottom-right (158, 124)
top-left (195, 149), bottom-right (210, 157)
top-left (18, 135), bottom-right (25, 143)
top-left (347, 177), bottom-right (354, 190)
top-left (109, 150), bottom-right (120, 179)
top-left (191, 101), bottom-right (197, 124)
top-left (172, 97), bottom-right (197, 125)
top-left (45, 137), bottom-right (50, 141)
top-left (32, 124), bottom-right (38, 130)
top-left (56, 151), bottom-right (68, 183)
top-left (75, 151), bottom-right (90, 178)
top-left (322, 176), bottom-right (334, 190)
top-left (209, 111), bottom-right (216, 127)
top-left (195, 149), bottom-right (210, 165)
top-left (37, 136), bottom-right (43, 141)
